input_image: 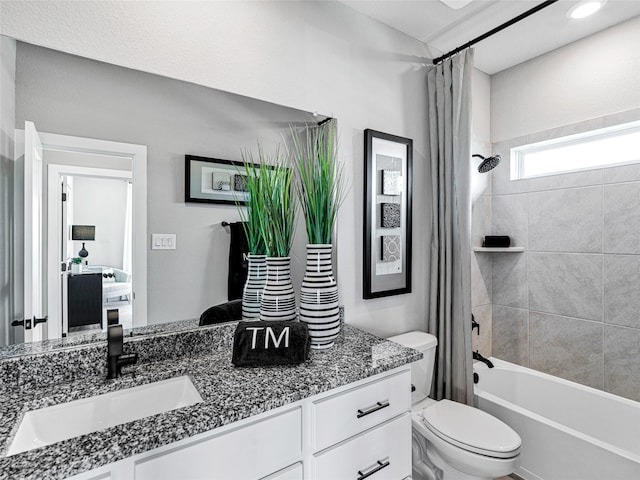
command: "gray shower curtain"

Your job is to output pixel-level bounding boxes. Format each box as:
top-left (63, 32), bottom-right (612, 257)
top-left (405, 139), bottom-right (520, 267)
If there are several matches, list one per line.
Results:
top-left (426, 50), bottom-right (474, 406)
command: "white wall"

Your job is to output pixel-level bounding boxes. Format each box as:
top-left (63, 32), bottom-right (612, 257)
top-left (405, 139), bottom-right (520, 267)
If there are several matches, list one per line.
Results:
top-left (491, 16), bottom-right (640, 142)
top-left (472, 69), bottom-right (491, 148)
top-left (70, 176), bottom-right (128, 270)
top-left (5, 1), bottom-right (431, 336)
top-left (0, 36), bottom-right (16, 346)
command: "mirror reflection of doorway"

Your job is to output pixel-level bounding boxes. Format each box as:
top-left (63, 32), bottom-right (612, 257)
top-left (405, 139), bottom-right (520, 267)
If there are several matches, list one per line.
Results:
top-left (59, 173), bottom-right (133, 334)
top-left (15, 122), bottom-right (147, 343)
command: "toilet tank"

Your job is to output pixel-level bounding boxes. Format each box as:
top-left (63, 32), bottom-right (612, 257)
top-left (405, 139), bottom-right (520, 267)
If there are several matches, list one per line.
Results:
top-left (388, 331), bottom-right (438, 404)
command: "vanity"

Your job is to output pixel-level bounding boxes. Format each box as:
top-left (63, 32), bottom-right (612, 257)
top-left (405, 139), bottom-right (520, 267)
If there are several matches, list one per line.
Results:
top-left (0, 321), bottom-right (421, 480)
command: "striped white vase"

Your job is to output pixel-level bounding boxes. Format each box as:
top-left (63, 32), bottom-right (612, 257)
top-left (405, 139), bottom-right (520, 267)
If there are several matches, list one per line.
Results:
top-left (259, 256), bottom-right (297, 321)
top-left (299, 244), bottom-right (340, 349)
top-left (242, 254), bottom-right (267, 319)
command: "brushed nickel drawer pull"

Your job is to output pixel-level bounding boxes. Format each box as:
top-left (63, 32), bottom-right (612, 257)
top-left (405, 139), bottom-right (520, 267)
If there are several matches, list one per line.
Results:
top-left (356, 400), bottom-right (390, 418)
top-left (357, 458), bottom-right (390, 480)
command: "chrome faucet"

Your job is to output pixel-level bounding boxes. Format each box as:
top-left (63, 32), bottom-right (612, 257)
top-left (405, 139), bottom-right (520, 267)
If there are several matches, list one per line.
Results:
top-left (107, 324), bottom-right (138, 379)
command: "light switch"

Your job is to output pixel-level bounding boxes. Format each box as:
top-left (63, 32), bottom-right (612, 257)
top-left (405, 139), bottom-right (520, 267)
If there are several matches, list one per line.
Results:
top-left (152, 234), bottom-right (176, 250)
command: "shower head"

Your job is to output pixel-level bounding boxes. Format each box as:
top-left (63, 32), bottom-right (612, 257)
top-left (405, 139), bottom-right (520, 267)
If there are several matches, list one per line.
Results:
top-left (473, 154), bottom-right (501, 173)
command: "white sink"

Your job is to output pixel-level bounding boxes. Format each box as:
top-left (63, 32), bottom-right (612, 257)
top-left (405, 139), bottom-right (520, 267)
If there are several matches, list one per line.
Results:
top-left (8, 375), bottom-right (203, 456)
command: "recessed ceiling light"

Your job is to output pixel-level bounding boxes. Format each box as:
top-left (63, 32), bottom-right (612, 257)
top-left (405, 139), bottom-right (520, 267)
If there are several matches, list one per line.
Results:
top-left (439, 0), bottom-right (475, 10)
top-left (566, 0), bottom-right (607, 19)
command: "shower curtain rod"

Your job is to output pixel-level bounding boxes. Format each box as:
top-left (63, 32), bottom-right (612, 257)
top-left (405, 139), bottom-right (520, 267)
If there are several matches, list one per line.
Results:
top-left (432, 0), bottom-right (559, 65)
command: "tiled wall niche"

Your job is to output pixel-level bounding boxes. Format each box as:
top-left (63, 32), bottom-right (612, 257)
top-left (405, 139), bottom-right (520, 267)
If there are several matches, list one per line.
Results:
top-left (471, 109), bottom-right (640, 402)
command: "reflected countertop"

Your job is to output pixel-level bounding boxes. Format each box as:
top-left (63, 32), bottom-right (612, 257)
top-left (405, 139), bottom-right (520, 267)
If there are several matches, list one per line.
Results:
top-left (0, 322), bottom-right (421, 480)
top-left (0, 318), bottom-right (201, 360)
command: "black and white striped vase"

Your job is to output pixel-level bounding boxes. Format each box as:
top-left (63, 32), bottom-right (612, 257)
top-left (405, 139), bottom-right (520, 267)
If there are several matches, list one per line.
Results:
top-left (299, 244), bottom-right (341, 349)
top-left (242, 254), bottom-right (267, 319)
top-left (259, 256), bottom-right (297, 321)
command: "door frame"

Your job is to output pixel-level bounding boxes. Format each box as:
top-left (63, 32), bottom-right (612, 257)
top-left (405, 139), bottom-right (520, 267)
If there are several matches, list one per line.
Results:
top-left (15, 129), bottom-right (148, 338)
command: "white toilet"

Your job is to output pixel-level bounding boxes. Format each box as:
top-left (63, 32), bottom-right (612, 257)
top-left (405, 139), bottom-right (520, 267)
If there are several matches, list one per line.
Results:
top-left (388, 331), bottom-right (521, 480)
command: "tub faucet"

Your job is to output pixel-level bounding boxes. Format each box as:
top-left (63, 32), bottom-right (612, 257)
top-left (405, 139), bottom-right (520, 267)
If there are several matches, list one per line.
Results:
top-left (473, 350), bottom-right (494, 369)
top-left (107, 324), bottom-right (138, 379)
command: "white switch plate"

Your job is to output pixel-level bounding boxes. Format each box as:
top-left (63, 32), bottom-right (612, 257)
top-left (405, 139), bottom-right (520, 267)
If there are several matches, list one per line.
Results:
top-left (151, 234), bottom-right (176, 250)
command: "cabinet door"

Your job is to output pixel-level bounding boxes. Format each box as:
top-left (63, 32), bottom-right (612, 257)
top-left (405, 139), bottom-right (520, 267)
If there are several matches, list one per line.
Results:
top-left (312, 414), bottom-right (411, 480)
top-left (260, 462), bottom-right (303, 480)
top-left (134, 407), bottom-right (301, 480)
top-left (68, 273), bottom-right (102, 328)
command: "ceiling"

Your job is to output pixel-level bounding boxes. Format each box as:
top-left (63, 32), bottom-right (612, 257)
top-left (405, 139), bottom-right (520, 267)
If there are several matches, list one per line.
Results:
top-left (339, 0), bottom-right (640, 74)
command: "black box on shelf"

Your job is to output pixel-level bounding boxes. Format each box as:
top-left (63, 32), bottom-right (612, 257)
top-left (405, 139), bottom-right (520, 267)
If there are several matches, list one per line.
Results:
top-left (482, 235), bottom-right (511, 248)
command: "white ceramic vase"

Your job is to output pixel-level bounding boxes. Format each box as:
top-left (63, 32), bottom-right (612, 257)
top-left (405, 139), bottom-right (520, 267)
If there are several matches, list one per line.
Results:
top-left (242, 254), bottom-right (267, 319)
top-left (299, 244), bottom-right (340, 349)
top-left (259, 256), bottom-right (297, 321)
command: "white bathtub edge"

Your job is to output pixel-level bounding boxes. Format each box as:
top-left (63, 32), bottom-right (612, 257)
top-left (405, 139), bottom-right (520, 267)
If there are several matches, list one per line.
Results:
top-left (474, 359), bottom-right (640, 464)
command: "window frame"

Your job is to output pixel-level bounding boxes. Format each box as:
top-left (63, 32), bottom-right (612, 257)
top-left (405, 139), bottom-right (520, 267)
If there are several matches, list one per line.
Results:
top-left (510, 120), bottom-right (640, 180)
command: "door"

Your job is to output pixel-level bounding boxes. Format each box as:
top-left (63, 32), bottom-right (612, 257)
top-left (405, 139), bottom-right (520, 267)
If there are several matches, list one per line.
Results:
top-left (23, 121), bottom-right (47, 342)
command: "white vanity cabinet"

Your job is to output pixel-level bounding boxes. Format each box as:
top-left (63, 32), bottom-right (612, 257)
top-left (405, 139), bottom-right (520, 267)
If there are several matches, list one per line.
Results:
top-left (134, 407), bottom-right (302, 480)
top-left (310, 369), bottom-right (412, 480)
top-left (68, 366), bottom-right (411, 480)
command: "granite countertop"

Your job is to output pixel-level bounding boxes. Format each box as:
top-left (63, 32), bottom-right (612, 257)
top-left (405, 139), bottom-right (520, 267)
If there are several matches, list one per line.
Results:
top-left (0, 322), bottom-right (421, 480)
top-left (0, 318), bottom-right (200, 359)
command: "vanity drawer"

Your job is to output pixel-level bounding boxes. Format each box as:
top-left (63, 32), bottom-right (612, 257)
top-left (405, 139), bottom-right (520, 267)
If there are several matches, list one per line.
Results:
top-left (312, 414), bottom-right (411, 480)
top-left (312, 369), bottom-right (410, 451)
top-left (134, 407), bottom-right (301, 480)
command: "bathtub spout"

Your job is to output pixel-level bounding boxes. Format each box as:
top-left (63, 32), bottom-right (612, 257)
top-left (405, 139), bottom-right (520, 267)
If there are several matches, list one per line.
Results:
top-left (473, 350), bottom-right (494, 368)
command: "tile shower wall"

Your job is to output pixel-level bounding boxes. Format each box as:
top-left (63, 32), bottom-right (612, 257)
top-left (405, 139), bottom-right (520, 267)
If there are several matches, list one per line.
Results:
top-left (475, 110), bottom-right (640, 402)
top-left (471, 138), bottom-right (493, 359)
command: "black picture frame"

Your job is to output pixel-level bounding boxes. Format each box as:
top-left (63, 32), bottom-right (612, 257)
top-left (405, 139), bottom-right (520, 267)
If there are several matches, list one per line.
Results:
top-left (363, 129), bottom-right (413, 299)
top-left (185, 155), bottom-right (251, 205)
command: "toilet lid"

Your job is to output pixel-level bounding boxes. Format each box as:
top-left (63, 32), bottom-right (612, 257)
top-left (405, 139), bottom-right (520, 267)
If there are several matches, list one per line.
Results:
top-left (421, 400), bottom-right (521, 459)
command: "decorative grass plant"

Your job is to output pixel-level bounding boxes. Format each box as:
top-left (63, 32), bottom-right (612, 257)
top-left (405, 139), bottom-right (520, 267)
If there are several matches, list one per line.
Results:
top-left (241, 143), bottom-right (297, 258)
top-left (290, 119), bottom-right (345, 245)
top-left (238, 152), bottom-right (266, 256)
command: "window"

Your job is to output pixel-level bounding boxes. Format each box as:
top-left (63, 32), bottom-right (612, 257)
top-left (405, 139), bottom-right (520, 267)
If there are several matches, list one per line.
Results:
top-left (511, 120), bottom-right (640, 180)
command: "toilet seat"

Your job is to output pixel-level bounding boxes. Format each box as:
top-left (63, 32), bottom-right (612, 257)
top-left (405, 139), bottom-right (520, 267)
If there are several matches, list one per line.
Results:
top-left (420, 400), bottom-right (521, 459)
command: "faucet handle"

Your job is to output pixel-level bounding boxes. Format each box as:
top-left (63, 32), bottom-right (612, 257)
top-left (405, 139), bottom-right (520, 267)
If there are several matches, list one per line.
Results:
top-left (108, 324), bottom-right (123, 357)
top-left (471, 314), bottom-right (480, 335)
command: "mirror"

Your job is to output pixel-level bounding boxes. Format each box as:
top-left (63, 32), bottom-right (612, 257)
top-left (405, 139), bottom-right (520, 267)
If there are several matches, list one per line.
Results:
top-left (3, 39), bottom-right (326, 351)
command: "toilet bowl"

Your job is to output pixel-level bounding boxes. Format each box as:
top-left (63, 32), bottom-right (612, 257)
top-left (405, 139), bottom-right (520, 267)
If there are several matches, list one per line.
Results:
top-left (388, 331), bottom-right (521, 480)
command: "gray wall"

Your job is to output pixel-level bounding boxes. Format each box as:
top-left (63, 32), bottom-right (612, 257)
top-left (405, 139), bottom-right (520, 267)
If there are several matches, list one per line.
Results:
top-left (487, 110), bottom-right (640, 403)
top-left (490, 17), bottom-right (640, 142)
top-left (0, 36), bottom-right (16, 346)
top-left (15, 42), bottom-right (315, 325)
top-left (71, 176), bottom-right (128, 270)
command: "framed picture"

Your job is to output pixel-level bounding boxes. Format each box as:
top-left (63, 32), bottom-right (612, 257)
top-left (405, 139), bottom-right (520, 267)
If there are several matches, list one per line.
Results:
top-left (363, 129), bottom-right (413, 299)
top-left (185, 155), bottom-right (251, 205)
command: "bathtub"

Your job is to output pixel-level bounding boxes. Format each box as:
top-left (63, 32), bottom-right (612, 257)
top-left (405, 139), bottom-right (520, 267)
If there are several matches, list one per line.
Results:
top-left (474, 358), bottom-right (640, 480)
